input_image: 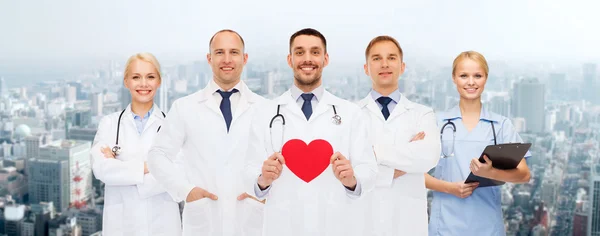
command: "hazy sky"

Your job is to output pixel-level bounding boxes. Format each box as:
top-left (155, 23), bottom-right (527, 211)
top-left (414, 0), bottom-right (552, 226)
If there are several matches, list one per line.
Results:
top-left (1, 0), bottom-right (599, 69)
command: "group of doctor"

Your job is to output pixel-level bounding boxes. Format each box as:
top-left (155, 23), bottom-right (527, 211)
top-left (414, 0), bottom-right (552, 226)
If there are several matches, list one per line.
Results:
top-left (91, 27), bottom-right (532, 236)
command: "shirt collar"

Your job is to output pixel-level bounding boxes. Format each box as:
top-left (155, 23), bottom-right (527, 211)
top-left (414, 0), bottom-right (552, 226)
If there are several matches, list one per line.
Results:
top-left (370, 89), bottom-right (401, 104)
top-left (209, 79), bottom-right (242, 94)
top-left (132, 104), bottom-right (154, 119)
top-left (290, 83), bottom-right (324, 102)
top-left (441, 104), bottom-right (501, 122)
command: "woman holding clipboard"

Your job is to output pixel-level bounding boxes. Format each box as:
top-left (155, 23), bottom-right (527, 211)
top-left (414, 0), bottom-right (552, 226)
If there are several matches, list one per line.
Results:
top-left (426, 51), bottom-right (532, 236)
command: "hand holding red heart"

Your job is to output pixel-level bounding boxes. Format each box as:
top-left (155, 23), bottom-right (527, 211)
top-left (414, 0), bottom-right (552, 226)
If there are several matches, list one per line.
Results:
top-left (258, 152), bottom-right (285, 189)
top-left (331, 152), bottom-right (357, 190)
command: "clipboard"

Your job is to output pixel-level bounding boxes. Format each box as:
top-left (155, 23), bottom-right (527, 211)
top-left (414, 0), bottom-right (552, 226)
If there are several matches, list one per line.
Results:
top-left (464, 143), bottom-right (531, 187)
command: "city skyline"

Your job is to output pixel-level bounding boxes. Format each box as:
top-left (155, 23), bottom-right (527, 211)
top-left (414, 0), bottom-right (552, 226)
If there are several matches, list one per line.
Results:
top-left (1, 1), bottom-right (600, 235)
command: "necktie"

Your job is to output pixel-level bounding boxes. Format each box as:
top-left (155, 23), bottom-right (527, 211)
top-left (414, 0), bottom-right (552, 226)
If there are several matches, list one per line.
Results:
top-left (216, 89), bottom-right (239, 132)
top-left (301, 93), bottom-right (314, 120)
top-left (377, 96), bottom-right (393, 120)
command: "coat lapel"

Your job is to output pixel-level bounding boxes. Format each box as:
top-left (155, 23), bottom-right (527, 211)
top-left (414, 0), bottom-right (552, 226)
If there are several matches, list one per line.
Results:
top-left (358, 94), bottom-right (387, 123)
top-left (196, 82), bottom-right (223, 117)
top-left (231, 81), bottom-right (257, 123)
top-left (308, 90), bottom-right (340, 123)
top-left (275, 90), bottom-right (307, 121)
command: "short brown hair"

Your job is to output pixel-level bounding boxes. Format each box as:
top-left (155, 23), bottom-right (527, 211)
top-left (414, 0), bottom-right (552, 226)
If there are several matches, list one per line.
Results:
top-left (289, 28), bottom-right (327, 53)
top-left (365, 35), bottom-right (403, 61)
top-left (209, 29), bottom-right (245, 52)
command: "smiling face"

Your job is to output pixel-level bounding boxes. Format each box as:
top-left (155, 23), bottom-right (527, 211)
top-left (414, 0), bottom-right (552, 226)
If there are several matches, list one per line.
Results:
top-left (124, 59), bottom-right (161, 105)
top-left (452, 57), bottom-right (488, 101)
top-left (364, 40), bottom-right (405, 90)
top-left (207, 31), bottom-right (248, 88)
top-left (288, 34), bottom-right (329, 89)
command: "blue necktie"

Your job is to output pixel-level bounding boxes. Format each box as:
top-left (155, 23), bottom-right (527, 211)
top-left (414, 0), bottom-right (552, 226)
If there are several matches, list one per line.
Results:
top-left (216, 89), bottom-right (239, 132)
top-left (301, 93), bottom-right (314, 120)
top-left (377, 96), bottom-right (393, 120)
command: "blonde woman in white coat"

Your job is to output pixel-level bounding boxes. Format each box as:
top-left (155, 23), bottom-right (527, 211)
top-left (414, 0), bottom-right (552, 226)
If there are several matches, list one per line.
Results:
top-left (91, 53), bottom-right (182, 236)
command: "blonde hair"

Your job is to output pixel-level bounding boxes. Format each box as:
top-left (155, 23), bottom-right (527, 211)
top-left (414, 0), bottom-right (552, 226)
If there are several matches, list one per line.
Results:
top-left (123, 52), bottom-right (162, 80)
top-left (452, 51), bottom-right (489, 77)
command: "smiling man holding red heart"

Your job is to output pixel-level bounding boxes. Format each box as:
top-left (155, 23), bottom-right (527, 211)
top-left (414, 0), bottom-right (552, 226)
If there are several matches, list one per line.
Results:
top-left (243, 28), bottom-right (378, 236)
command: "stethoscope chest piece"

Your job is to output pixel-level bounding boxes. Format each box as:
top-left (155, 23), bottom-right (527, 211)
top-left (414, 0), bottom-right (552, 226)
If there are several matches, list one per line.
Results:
top-left (111, 108), bottom-right (166, 157)
top-left (332, 114), bottom-right (341, 125)
top-left (112, 146), bottom-right (121, 156)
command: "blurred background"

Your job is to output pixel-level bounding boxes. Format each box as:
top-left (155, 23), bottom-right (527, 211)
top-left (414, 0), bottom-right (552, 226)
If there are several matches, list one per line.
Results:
top-left (0, 0), bottom-right (599, 235)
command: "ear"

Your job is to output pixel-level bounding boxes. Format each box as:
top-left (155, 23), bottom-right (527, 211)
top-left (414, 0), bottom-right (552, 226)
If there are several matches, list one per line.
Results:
top-left (363, 63), bottom-right (369, 76)
top-left (206, 53), bottom-right (212, 64)
top-left (323, 52), bottom-right (329, 67)
top-left (398, 61), bottom-right (406, 78)
top-left (243, 53), bottom-right (248, 65)
top-left (400, 61), bottom-right (406, 75)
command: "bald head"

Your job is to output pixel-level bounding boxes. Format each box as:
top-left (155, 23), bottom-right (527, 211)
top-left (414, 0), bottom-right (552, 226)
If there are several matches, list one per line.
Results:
top-left (209, 29), bottom-right (245, 53)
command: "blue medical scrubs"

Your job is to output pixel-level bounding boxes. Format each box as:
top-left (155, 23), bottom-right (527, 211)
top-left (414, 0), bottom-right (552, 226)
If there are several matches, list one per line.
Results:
top-left (428, 105), bottom-right (532, 236)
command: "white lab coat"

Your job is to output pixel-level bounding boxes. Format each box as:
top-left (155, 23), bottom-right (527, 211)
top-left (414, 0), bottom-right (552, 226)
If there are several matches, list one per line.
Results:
top-left (147, 80), bottom-right (266, 236)
top-left (245, 89), bottom-right (378, 236)
top-left (354, 94), bottom-right (441, 236)
top-left (91, 104), bottom-right (182, 236)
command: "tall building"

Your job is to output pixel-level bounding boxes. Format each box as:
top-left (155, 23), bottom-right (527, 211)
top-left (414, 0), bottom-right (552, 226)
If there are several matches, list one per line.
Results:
top-left (588, 164), bottom-right (600, 236)
top-left (265, 72), bottom-right (276, 96)
top-left (90, 93), bottom-right (103, 116)
top-left (67, 128), bottom-right (97, 142)
top-left (545, 110), bottom-right (556, 133)
top-left (39, 140), bottom-right (92, 210)
top-left (76, 209), bottom-right (102, 236)
top-left (120, 86), bottom-right (131, 110)
top-left (3, 204), bottom-right (26, 236)
top-left (159, 75), bottom-right (169, 112)
top-left (488, 95), bottom-right (511, 118)
top-left (0, 77), bottom-right (7, 98)
top-left (30, 202), bottom-right (55, 236)
top-left (19, 87), bottom-right (27, 99)
top-left (178, 64), bottom-right (188, 80)
top-left (574, 210), bottom-right (588, 236)
top-left (65, 86), bottom-right (77, 103)
top-left (432, 84), bottom-right (447, 112)
top-left (21, 214), bottom-right (35, 236)
top-left (583, 63), bottom-right (597, 104)
top-left (25, 135), bottom-right (44, 159)
top-left (67, 82), bottom-right (83, 100)
top-left (511, 78), bottom-right (546, 133)
top-left (548, 73), bottom-right (567, 99)
top-left (65, 109), bottom-right (92, 128)
top-left (48, 216), bottom-right (81, 236)
top-left (28, 159), bottom-right (70, 211)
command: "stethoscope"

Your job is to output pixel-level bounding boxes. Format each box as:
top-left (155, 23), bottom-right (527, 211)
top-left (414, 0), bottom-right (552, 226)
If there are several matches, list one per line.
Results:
top-left (439, 119), bottom-right (497, 158)
top-left (268, 104), bottom-right (341, 152)
top-left (112, 109), bottom-right (166, 156)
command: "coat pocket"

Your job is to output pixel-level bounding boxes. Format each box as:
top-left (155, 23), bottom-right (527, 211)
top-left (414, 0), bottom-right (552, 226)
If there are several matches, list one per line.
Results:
top-left (237, 198), bottom-right (265, 236)
top-left (182, 198), bottom-right (213, 235)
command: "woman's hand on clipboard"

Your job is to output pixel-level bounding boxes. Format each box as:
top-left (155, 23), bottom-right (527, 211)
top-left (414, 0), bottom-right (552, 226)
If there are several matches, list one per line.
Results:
top-left (449, 182), bottom-right (479, 198)
top-left (470, 155), bottom-right (493, 178)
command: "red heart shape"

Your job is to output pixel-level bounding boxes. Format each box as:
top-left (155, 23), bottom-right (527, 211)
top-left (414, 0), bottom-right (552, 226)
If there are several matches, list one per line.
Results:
top-left (281, 139), bottom-right (333, 183)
